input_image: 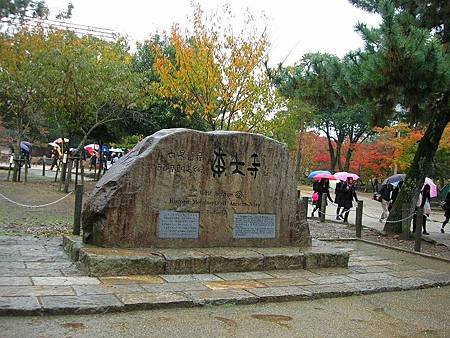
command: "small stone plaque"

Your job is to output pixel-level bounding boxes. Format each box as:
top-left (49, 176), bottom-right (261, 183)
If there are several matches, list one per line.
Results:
top-left (159, 211), bottom-right (199, 239)
top-left (233, 214), bottom-right (276, 239)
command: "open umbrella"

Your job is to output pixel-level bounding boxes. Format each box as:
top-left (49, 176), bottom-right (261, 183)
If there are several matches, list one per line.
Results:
top-left (313, 173), bottom-right (337, 181)
top-left (382, 173), bottom-right (406, 186)
top-left (334, 172), bottom-right (360, 181)
top-left (53, 137), bottom-right (69, 144)
top-left (307, 170), bottom-right (331, 179)
top-left (19, 141), bottom-right (31, 153)
top-left (84, 144), bottom-right (99, 156)
top-left (424, 177), bottom-right (438, 198)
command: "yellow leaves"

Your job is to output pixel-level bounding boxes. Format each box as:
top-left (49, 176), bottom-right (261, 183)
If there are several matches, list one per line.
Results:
top-left (152, 3), bottom-right (274, 131)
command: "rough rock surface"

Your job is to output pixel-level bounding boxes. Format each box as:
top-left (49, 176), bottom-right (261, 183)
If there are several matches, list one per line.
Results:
top-left (82, 129), bottom-right (311, 248)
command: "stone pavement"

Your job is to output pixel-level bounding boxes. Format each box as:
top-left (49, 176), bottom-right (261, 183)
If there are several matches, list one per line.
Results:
top-left (0, 236), bottom-right (449, 315)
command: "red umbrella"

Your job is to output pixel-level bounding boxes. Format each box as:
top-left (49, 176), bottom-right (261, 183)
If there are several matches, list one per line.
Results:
top-left (313, 173), bottom-right (337, 180)
top-left (84, 144), bottom-right (99, 156)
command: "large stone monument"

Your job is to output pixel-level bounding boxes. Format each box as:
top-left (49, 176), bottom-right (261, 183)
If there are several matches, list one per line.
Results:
top-left (82, 129), bottom-right (310, 248)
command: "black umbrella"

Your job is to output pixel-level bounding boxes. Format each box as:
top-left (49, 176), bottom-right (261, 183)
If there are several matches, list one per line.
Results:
top-left (382, 174), bottom-right (406, 186)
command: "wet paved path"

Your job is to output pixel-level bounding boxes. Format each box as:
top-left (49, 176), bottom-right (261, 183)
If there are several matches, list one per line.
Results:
top-left (0, 236), bottom-right (448, 315)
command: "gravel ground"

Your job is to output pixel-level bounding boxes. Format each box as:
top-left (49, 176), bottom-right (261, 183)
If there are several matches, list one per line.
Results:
top-left (0, 170), bottom-right (448, 260)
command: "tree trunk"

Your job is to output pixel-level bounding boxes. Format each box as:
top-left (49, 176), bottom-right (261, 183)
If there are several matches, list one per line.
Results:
top-left (343, 144), bottom-right (355, 172)
top-left (384, 100), bottom-right (450, 234)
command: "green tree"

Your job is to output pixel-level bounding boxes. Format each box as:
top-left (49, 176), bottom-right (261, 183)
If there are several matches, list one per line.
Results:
top-left (351, 0), bottom-right (450, 233)
top-left (0, 0), bottom-right (48, 20)
top-left (0, 27), bottom-right (49, 179)
top-left (33, 29), bottom-right (141, 150)
top-left (269, 53), bottom-right (372, 173)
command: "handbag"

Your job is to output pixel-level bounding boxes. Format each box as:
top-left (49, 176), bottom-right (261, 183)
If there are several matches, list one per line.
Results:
top-left (423, 200), bottom-right (431, 215)
top-left (312, 191), bottom-right (319, 202)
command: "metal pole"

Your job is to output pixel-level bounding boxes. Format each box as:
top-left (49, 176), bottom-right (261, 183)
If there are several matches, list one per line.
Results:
top-left (302, 197), bottom-right (309, 220)
top-left (320, 193), bottom-right (326, 223)
top-left (42, 155), bottom-right (46, 176)
top-left (400, 203), bottom-right (410, 240)
top-left (356, 200), bottom-right (363, 238)
top-left (73, 184), bottom-right (84, 236)
top-left (414, 207), bottom-right (423, 252)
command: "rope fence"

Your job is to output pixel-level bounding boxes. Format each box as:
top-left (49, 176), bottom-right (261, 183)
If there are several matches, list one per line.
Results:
top-left (0, 191), bottom-right (73, 208)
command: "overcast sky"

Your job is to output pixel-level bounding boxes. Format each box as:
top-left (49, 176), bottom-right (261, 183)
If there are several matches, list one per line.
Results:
top-left (44, 0), bottom-right (381, 65)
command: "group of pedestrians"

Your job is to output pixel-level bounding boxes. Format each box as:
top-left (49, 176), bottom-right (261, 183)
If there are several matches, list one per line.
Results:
top-left (311, 177), bottom-right (359, 223)
top-left (311, 175), bottom-right (450, 235)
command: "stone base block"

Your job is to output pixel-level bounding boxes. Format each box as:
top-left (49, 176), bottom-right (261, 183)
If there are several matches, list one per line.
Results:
top-left (62, 236), bottom-right (349, 277)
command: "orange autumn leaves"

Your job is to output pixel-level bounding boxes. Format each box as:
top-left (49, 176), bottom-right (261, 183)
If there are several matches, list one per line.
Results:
top-left (153, 4), bottom-right (277, 131)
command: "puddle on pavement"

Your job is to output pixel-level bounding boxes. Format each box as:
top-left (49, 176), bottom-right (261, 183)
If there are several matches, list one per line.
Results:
top-left (213, 316), bottom-right (238, 327)
top-left (61, 322), bottom-right (86, 329)
top-left (251, 314), bottom-right (293, 328)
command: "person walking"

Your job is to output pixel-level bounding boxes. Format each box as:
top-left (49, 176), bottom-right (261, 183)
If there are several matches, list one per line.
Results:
top-left (50, 147), bottom-right (60, 171)
top-left (338, 177), bottom-right (359, 223)
top-left (413, 184), bottom-right (431, 235)
top-left (311, 178), bottom-right (334, 218)
top-left (389, 181), bottom-right (403, 211)
top-left (335, 180), bottom-right (345, 220)
top-left (378, 184), bottom-right (392, 222)
top-left (441, 191), bottom-right (450, 233)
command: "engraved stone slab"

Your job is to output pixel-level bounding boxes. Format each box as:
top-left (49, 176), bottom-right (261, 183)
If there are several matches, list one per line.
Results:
top-left (159, 211), bottom-right (199, 239)
top-left (233, 214), bottom-right (276, 239)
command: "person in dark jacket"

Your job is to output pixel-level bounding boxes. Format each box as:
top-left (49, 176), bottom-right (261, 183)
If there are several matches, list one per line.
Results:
top-left (378, 184), bottom-right (392, 222)
top-left (413, 184), bottom-right (431, 235)
top-left (338, 177), bottom-right (359, 223)
top-left (389, 181), bottom-right (403, 211)
top-left (441, 191), bottom-right (450, 233)
top-left (335, 180), bottom-right (345, 220)
top-left (311, 178), bottom-right (334, 217)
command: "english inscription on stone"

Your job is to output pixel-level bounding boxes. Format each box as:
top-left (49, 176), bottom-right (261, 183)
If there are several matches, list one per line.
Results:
top-left (233, 214), bottom-right (276, 239)
top-left (159, 211), bottom-right (199, 239)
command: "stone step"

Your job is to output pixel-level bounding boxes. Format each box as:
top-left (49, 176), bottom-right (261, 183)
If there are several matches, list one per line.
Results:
top-left (63, 236), bottom-right (349, 277)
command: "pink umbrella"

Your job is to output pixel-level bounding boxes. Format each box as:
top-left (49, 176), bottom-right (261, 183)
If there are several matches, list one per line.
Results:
top-left (313, 173), bottom-right (337, 181)
top-left (424, 177), bottom-right (437, 198)
top-left (334, 171), bottom-right (360, 181)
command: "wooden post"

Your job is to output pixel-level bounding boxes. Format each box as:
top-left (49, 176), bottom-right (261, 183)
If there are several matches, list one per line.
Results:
top-left (54, 163), bottom-right (59, 182)
top-left (42, 155), bottom-right (46, 176)
top-left (73, 184), bottom-right (84, 236)
top-left (74, 158), bottom-right (79, 186)
top-left (64, 158), bottom-right (72, 193)
top-left (414, 207), bottom-right (423, 252)
top-left (400, 203), bottom-right (410, 240)
top-left (17, 159), bottom-right (22, 182)
top-left (80, 161), bottom-right (85, 185)
top-left (356, 200), bottom-right (363, 238)
top-left (59, 151), bottom-right (68, 191)
top-left (302, 197), bottom-right (309, 220)
top-left (320, 193), bottom-right (326, 222)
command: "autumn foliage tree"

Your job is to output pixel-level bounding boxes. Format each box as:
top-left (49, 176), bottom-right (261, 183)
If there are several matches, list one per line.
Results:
top-left (153, 4), bottom-right (278, 131)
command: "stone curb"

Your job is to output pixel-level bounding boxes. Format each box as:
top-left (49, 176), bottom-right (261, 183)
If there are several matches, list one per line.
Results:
top-left (0, 279), bottom-right (448, 316)
top-left (62, 236), bottom-right (350, 277)
top-left (318, 238), bottom-right (450, 264)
